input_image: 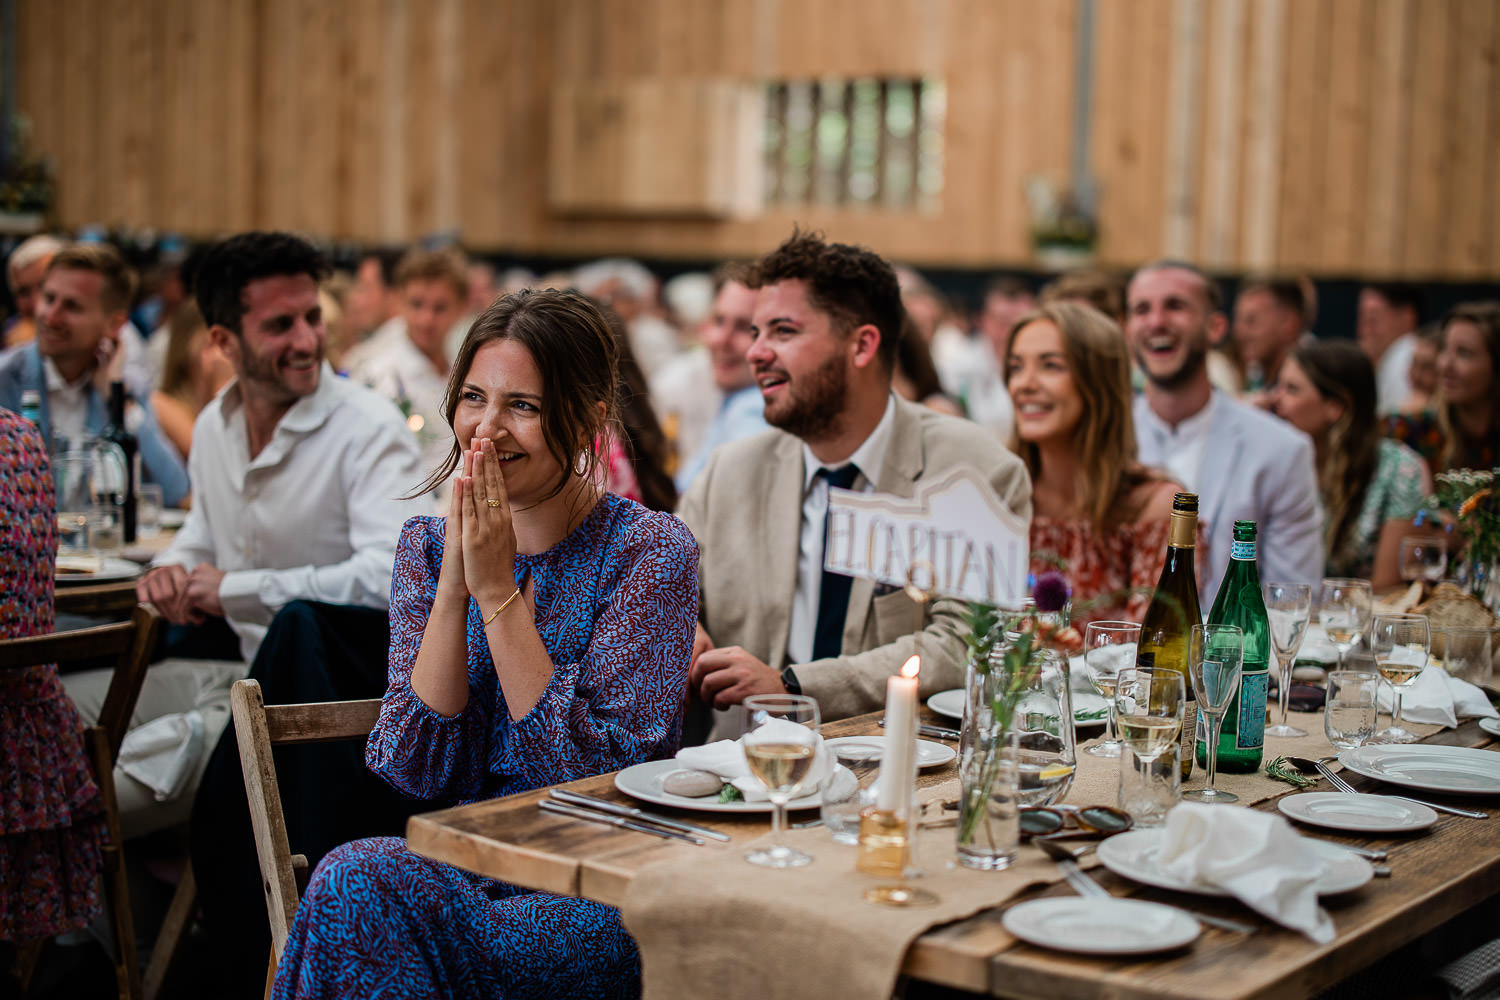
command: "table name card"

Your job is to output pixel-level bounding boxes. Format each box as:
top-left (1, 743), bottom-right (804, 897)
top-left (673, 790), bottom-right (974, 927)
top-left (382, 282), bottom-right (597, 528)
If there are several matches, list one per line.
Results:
top-left (825, 466), bottom-right (1029, 605)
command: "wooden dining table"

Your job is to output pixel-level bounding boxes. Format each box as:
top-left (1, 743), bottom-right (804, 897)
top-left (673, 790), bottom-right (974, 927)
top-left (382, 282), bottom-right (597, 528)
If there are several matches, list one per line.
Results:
top-left (407, 710), bottom-right (1500, 1000)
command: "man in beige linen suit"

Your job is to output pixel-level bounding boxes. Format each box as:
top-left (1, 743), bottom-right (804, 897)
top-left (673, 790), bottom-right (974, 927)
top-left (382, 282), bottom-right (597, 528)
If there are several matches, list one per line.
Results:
top-left (680, 231), bottom-right (1031, 739)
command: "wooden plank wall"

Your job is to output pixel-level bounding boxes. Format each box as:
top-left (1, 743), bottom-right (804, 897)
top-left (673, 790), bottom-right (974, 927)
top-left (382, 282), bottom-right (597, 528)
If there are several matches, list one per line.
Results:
top-left (9, 0), bottom-right (1500, 278)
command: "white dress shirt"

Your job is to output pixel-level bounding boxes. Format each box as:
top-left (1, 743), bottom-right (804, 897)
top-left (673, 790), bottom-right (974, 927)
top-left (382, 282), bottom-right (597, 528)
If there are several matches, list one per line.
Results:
top-left (156, 364), bottom-right (425, 661)
top-left (42, 357), bottom-right (91, 449)
top-left (1376, 332), bottom-right (1417, 416)
top-left (1134, 391), bottom-right (1219, 491)
top-left (785, 394), bottom-right (897, 665)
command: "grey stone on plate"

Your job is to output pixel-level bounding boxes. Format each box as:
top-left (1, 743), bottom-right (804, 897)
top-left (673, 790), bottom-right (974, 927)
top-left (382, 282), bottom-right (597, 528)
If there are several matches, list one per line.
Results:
top-left (662, 768), bottom-right (724, 798)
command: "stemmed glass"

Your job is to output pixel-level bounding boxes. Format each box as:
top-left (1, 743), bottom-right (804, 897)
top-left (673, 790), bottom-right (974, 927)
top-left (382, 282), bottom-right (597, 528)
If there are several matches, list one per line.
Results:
top-left (741, 694), bottom-right (821, 868)
top-left (1399, 536), bottom-right (1448, 584)
top-left (1370, 613), bottom-right (1431, 744)
top-left (1318, 578), bottom-right (1374, 670)
top-left (1083, 621), bottom-right (1141, 759)
top-left (1184, 624), bottom-right (1244, 804)
top-left (1264, 583), bottom-right (1313, 737)
top-left (1114, 667), bottom-right (1186, 769)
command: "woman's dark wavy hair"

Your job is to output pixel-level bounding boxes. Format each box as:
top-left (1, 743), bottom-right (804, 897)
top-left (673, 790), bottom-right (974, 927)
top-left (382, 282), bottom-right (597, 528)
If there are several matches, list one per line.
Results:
top-left (414, 288), bottom-right (619, 505)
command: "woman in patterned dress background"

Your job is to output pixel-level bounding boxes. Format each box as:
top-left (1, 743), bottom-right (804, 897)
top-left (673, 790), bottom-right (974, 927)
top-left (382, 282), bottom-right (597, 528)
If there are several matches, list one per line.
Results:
top-left (272, 289), bottom-right (699, 999)
top-left (0, 408), bottom-right (105, 978)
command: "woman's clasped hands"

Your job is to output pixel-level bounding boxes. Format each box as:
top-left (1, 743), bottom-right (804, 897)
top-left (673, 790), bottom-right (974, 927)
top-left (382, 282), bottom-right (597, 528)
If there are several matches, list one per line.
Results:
top-left (442, 437), bottom-right (523, 612)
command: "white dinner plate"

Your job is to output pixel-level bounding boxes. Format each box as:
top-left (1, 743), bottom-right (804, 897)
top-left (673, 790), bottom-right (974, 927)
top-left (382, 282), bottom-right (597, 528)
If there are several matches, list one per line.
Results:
top-left (1003, 897), bottom-right (1199, 955)
top-left (55, 555), bottom-right (143, 584)
top-left (823, 736), bottom-right (956, 769)
top-left (1277, 792), bottom-right (1437, 833)
top-left (1337, 744), bottom-right (1500, 796)
top-left (927, 688), bottom-right (1108, 728)
top-left (158, 508), bottom-right (188, 529)
top-left (1096, 828), bottom-right (1373, 897)
top-left (1479, 717), bottom-right (1500, 739)
top-left (614, 759), bottom-right (824, 814)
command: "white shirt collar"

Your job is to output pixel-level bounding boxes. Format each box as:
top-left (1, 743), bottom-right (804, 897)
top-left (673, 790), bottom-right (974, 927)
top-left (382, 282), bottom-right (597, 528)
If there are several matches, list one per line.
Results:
top-left (800, 393), bottom-right (898, 493)
top-left (42, 356), bottom-right (92, 394)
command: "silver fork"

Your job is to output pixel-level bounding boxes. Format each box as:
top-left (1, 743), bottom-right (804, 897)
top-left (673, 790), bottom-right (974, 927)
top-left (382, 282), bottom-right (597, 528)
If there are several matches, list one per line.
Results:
top-left (1312, 756), bottom-right (1489, 819)
top-left (1034, 838), bottom-right (1258, 935)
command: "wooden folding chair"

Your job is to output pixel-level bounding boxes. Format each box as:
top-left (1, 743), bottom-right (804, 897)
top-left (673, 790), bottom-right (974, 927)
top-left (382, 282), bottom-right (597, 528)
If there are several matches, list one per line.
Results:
top-left (0, 603), bottom-right (163, 1000)
top-left (229, 678), bottom-right (383, 997)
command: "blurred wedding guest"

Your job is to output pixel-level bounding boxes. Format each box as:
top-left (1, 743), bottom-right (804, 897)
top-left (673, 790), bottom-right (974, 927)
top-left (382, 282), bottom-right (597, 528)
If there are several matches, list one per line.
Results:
top-left (338, 247), bottom-right (404, 373)
top-left (349, 248), bottom-right (469, 510)
top-left (271, 289), bottom-right (698, 999)
top-left (1008, 301), bottom-right (1192, 625)
top-left (896, 265), bottom-right (968, 389)
top-left (89, 231), bottom-right (421, 844)
top-left (3, 234), bottom-right (64, 348)
top-left (1127, 261), bottom-right (1322, 604)
top-left (1038, 268), bottom-right (1126, 324)
top-left (466, 258), bottom-right (500, 315)
top-left (673, 263), bottom-right (768, 492)
top-left (574, 257), bottom-right (679, 378)
top-left (1270, 340), bottom-right (1429, 588)
top-left (1398, 323), bottom-right (1441, 415)
top-left (317, 273), bottom-right (354, 370)
top-left (1358, 281), bottom-right (1424, 415)
top-left (599, 308), bottom-right (677, 512)
top-left (683, 230), bottom-right (1031, 739)
top-left (1232, 275), bottom-right (1308, 407)
top-left (0, 243), bottom-right (189, 506)
top-left (1385, 301), bottom-right (1500, 474)
top-left (0, 411), bottom-right (104, 979)
top-left (894, 314), bottom-right (964, 417)
top-left (150, 300), bottom-right (235, 459)
top-left (945, 274), bottom-right (1034, 441)
top-left (662, 270), bottom-right (716, 337)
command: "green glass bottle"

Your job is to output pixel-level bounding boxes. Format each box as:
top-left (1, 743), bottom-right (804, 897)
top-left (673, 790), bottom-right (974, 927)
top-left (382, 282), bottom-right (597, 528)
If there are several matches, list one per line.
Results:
top-left (1198, 520), bottom-right (1269, 773)
top-left (1134, 492), bottom-right (1202, 780)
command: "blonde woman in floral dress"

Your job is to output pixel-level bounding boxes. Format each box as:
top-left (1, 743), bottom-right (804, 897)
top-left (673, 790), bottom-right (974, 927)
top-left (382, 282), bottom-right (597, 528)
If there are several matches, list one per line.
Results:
top-left (1005, 301), bottom-right (1200, 625)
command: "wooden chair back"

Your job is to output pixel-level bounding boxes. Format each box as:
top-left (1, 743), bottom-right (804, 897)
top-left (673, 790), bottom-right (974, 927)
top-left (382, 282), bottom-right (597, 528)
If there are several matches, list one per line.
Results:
top-left (0, 603), bottom-right (163, 1000)
top-left (229, 678), bottom-right (383, 983)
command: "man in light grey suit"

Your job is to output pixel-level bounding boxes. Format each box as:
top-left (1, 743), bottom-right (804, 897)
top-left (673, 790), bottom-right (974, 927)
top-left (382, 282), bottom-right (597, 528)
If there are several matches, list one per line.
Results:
top-left (681, 231), bottom-right (1032, 736)
top-left (1127, 261), bottom-right (1323, 605)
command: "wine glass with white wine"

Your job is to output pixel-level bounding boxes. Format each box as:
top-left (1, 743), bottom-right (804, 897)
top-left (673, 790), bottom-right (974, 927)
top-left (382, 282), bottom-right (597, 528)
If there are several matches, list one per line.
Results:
top-left (1114, 667), bottom-right (1186, 767)
top-left (741, 694), bottom-right (821, 868)
top-left (1370, 613), bottom-right (1430, 744)
top-left (1264, 583), bottom-right (1313, 737)
top-left (1318, 578), bottom-right (1373, 670)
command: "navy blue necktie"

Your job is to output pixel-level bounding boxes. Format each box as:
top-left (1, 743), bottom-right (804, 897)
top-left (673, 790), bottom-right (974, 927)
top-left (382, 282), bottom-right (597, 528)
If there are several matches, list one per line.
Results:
top-left (812, 464), bottom-right (860, 661)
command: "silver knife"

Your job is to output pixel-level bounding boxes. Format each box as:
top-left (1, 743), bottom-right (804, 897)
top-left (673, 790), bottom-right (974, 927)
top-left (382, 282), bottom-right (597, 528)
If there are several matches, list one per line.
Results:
top-left (550, 788), bottom-right (732, 842)
top-left (878, 718), bottom-right (962, 741)
top-left (539, 799), bottom-right (705, 845)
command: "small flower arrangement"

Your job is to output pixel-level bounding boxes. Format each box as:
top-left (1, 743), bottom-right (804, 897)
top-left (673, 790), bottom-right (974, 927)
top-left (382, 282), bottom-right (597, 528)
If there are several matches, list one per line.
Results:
top-left (1420, 468), bottom-right (1500, 601)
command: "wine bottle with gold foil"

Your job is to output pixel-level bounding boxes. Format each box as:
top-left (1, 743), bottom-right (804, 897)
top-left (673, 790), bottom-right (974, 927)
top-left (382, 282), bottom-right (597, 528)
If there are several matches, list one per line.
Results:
top-left (1134, 492), bottom-right (1203, 779)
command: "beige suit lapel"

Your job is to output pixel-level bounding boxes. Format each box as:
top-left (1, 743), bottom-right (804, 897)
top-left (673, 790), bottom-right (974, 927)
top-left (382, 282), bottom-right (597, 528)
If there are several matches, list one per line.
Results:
top-left (842, 398), bottom-right (925, 647)
top-left (764, 433), bottom-right (808, 671)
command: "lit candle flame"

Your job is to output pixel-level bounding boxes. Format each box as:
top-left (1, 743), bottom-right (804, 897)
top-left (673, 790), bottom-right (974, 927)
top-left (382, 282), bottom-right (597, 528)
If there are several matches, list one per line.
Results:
top-left (900, 655), bottom-right (920, 679)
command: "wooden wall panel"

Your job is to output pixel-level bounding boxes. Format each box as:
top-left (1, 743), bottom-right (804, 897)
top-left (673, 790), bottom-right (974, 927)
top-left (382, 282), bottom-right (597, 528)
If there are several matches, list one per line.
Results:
top-left (10, 0), bottom-right (1500, 279)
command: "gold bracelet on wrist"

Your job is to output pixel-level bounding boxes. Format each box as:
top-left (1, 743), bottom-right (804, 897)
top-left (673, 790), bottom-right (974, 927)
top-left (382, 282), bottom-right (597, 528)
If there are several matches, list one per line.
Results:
top-left (482, 587), bottom-right (523, 626)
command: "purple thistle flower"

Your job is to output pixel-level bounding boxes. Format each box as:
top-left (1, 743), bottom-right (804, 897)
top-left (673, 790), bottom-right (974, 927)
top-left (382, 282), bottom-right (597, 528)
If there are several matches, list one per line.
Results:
top-left (1032, 570), bottom-right (1071, 613)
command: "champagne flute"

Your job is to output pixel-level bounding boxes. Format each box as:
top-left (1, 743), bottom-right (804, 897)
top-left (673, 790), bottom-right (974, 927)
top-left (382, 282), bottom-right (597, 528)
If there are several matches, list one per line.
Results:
top-left (1083, 621), bottom-right (1141, 759)
top-left (1370, 613), bottom-right (1430, 744)
top-left (1398, 536), bottom-right (1448, 584)
top-left (1184, 624), bottom-right (1244, 804)
top-left (742, 694), bottom-right (821, 868)
top-left (1318, 578), bottom-right (1373, 670)
top-left (1264, 583), bottom-right (1313, 738)
top-left (1114, 667), bottom-right (1186, 765)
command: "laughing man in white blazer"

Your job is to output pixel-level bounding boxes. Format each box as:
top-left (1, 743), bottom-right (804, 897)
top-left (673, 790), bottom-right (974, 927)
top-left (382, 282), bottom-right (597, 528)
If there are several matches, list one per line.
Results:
top-left (1127, 261), bottom-right (1323, 607)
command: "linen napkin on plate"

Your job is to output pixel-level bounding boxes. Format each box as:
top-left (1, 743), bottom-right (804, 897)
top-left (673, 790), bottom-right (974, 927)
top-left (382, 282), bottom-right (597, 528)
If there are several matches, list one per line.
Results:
top-left (1376, 664), bottom-right (1499, 728)
top-left (672, 719), bottom-right (830, 801)
top-left (1156, 802), bottom-right (1335, 942)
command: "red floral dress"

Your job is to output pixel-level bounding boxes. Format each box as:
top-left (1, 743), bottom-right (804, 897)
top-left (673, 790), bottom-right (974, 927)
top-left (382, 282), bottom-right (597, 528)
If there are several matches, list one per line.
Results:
top-left (1030, 515), bottom-right (1208, 628)
top-left (0, 410), bottom-right (104, 942)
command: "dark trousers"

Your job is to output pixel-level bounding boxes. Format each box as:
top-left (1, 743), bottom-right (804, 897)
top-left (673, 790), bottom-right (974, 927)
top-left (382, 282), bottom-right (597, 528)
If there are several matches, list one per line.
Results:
top-left (188, 601), bottom-right (421, 998)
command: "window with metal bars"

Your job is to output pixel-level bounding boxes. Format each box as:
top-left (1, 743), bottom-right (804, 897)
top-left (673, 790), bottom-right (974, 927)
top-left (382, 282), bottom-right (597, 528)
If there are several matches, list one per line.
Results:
top-left (762, 78), bottom-right (945, 211)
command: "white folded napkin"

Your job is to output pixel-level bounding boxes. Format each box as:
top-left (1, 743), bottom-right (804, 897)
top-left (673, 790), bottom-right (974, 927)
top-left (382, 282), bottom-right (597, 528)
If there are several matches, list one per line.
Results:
top-left (1298, 624), bottom-right (1341, 665)
top-left (118, 709), bottom-right (206, 802)
top-left (1376, 664), bottom-right (1499, 728)
top-left (673, 720), bottom-right (830, 802)
top-left (1157, 802), bottom-right (1335, 943)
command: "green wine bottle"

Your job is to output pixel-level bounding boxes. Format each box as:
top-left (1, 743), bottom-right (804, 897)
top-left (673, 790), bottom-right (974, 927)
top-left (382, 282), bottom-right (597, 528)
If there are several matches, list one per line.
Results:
top-left (1199, 520), bottom-right (1269, 773)
top-left (1134, 492), bottom-right (1202, 780)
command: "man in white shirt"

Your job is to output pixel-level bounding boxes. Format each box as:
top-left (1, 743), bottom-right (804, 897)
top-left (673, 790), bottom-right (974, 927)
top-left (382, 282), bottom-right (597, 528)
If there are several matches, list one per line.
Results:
top-left (1357, 282), bottom-right (1425, 415)
top-left (1126, 261), bottom-right (1323, 605)
top-left (680, 232), bottom-right (1031, 740)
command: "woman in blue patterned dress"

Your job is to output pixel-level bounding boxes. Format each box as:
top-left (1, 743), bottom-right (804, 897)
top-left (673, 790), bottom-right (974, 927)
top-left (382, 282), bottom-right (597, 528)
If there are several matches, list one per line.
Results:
top-left (272, 290), bottom-right (699, 999)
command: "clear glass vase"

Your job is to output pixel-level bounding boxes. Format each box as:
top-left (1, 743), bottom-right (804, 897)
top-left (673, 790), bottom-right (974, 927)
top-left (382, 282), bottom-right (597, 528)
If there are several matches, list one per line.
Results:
top-left (956, 643), bottom-right (1024, 870)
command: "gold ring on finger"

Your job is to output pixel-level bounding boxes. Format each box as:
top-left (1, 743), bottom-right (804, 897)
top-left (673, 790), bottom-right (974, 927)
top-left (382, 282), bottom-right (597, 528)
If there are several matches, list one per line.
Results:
top-left (486, 498), bottom-right (502, 508)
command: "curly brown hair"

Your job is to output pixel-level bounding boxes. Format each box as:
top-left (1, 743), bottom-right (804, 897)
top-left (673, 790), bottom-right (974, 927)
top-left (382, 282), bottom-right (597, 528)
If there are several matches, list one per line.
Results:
top-left (751, 228), bottom-right (903, 371)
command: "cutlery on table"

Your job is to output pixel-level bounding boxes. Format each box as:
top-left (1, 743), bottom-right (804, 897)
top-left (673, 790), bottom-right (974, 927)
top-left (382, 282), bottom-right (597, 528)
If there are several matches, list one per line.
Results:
top-left (549, 788), bottom-right (732, 842)
top-left (878, 718), bottom-right (961, 742)
top-left (1033, 838), bottom-right (1258, 935)
top-left (1284, 756), bottom-right (1489, 819)
top-left (538, 800), bottom-right (705, 845)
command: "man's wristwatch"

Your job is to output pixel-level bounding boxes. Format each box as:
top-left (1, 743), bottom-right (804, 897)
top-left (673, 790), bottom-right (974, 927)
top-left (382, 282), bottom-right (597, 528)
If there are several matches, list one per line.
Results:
top-left (780, 666), bottom-right (801, 695)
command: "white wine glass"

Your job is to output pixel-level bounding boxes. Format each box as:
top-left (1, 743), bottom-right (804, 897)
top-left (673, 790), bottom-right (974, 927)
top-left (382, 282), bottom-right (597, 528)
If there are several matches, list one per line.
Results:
top-left (1398, 536), bottom-right (1448, 584)
top-left (1264, 583), bottom-right (1312, 738)
top-left (742, 694), bottom-right (821, 868)
top-left (1184, 624), bottom-right (1244, 804)
top-left (1083, 621), bottom-right (1141, 759)
top-left (1114, 667), bottom-right (1185, 765)
top-left (1370, 613), bottom-right (1430, 744)
top-left (1318, 578), bottom-right (1373, 670)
